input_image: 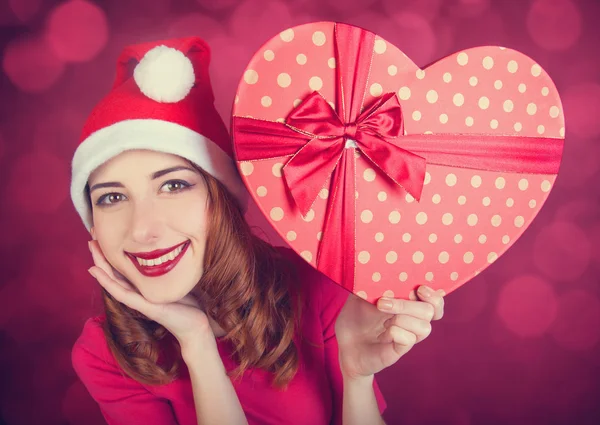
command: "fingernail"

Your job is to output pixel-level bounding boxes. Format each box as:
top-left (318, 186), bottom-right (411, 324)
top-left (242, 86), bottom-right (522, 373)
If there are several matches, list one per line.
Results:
top-left (88, 241), bottom-right (92, 251)
top-left (408, 290), bottom-right (417, 301)
top-left (378, 298), bottom-right (393, 311)
top-left (438, 289), bottom-right (447, 297)
top-left (418, 286), bottom-right (432, 297)
top-left (88, 268), bottom-right (97, 278)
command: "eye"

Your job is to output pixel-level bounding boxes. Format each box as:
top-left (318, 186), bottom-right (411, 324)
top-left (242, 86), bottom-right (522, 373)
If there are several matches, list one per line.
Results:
top-left (96, 193), bottom-right (127, 206)
top-left (161, 180), bottom-right (192, 193)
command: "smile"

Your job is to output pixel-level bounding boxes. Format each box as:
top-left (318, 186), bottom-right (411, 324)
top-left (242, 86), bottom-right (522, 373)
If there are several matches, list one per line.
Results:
top-left (125, 240), bottom-right (190, 277)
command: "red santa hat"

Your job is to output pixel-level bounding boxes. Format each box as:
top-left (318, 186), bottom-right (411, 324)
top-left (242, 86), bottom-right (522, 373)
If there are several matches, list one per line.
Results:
top-left (70, 37), bottom-right (248, 230)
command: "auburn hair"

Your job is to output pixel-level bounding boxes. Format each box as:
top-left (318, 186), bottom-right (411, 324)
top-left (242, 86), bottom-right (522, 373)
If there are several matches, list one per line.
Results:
top-left (89, 165), bottom-right (304, 389)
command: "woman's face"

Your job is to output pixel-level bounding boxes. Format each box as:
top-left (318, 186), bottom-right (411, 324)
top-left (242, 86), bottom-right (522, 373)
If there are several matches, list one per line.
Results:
top-left (88, 150), bottom-right (209, 304)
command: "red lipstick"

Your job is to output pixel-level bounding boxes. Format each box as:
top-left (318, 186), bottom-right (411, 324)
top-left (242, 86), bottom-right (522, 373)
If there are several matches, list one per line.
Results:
top-left (126, 241), bottom-right (190, 278)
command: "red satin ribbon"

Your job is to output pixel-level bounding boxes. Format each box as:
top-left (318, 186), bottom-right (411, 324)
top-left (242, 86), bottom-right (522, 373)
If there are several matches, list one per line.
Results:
top-left (232, 23), bottom-right (564, 292)
top-left (284, 91), bottom-right (427, 215)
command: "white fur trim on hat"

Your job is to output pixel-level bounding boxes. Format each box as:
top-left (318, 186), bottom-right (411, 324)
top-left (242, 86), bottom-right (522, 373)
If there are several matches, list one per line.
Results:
top-left (133, 46), bottom-right (195, 103)
top-left (71, 119), bottom-right (249, 230)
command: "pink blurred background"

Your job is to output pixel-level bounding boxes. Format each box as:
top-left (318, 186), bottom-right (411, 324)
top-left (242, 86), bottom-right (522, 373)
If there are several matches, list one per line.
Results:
top-left (0, 0), bottom-right (599, 424)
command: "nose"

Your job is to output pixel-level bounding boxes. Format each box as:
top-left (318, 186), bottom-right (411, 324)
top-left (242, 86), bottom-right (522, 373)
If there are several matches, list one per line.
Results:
top-left (129, 198), bottom-right (163, 245)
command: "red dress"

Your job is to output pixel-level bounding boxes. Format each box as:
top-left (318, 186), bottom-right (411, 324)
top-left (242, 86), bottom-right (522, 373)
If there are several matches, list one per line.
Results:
top-left (72, 249), bottom-right (387, 425)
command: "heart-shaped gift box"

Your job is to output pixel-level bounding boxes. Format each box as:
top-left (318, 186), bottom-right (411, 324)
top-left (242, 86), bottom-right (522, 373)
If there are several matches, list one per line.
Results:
top-left (231, 22), bottom-right (564, 303)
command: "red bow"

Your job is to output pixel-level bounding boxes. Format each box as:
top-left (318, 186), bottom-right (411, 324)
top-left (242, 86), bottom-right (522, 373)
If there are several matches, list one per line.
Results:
top-left (283, 91), bottom-right (426, 216)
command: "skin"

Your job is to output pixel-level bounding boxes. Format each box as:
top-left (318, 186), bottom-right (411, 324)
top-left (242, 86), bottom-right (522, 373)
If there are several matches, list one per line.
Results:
top-left (86, 149), bottom-right (446, 425)
top-left (87, 150), bottom-right (244, 424)
top-left (337, 286), bottom-right (445, 424)
top-left (88, 149), bottom-right (210, 306)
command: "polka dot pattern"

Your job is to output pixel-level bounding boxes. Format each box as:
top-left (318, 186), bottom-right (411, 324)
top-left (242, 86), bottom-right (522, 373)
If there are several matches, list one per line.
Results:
top-left (232, 22), bottom-right (563, 303)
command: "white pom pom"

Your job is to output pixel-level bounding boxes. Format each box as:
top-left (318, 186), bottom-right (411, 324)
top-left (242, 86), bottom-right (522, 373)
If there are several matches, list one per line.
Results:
top-left (133, 45), bottom-right (195, 103)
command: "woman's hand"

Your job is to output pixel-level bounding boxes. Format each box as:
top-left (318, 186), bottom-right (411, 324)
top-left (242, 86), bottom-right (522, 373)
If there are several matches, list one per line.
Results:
top-left (88, 240), bottom-right (214, 350)
top-left (335, 285), bottom-right (445, 382)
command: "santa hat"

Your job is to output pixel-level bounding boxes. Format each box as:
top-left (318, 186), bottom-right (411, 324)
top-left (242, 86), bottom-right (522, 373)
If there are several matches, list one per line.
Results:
top-left (70, 37), bottom-right (248, 230)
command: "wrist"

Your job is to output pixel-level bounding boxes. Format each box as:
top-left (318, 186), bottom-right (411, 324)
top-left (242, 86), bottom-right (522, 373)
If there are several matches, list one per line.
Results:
top-left (342, 372), bottom-right (375, 387)
top-left (179, 333), bottom-right (218, 360)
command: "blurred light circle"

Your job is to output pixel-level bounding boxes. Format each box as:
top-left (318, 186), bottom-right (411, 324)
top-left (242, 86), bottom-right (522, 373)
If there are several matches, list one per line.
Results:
top-left (7, 151), bottom-right (69, 214)
top-left (497, 274), bottom-right (558, 337)
top-left (382, 0), bottom-right (443, 22)
top-left (389, 12), bottom-right (437, 66)
top-left (562, 82), bottom-right (600, 139)
top-left (527, 0), bottom-right (582, 51)
top-left (550, 289), bottom-right (600, 351)
top-left (167, 13), bottom-right (226, 40)
top-left (533, 221), bottom-right (591, 281)
top-left (2, 35), bottom-right (65, 93)
top-left (9, 0), bottom-right (42, 22)
top-left (46, 0), bottom-right (109, 62)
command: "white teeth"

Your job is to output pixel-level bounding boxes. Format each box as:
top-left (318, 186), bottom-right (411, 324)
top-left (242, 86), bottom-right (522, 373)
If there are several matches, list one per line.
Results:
top-left (135, 243), bottom-right (186, 267)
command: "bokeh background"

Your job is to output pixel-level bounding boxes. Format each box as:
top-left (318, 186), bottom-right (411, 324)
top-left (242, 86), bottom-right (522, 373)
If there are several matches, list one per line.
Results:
top-left (0, 0), bottom-right (599, 424)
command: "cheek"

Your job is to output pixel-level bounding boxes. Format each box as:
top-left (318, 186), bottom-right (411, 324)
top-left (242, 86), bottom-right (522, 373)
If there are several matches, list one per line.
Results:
top-left (169, 197), bottom-right (210, 235)
top-left (92, 212), bottom-right (129, 254)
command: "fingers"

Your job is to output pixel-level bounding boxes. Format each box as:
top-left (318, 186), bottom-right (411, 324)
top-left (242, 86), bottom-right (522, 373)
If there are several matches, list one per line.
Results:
top-left (416, 286), bottom-right (445, 321)
top-left (378, 325), bottom-right (417, 353)
top-left (89, 266), bottom-right (149, 314)
top-left (377, 296), bottom-right (436, 321)
top-left (88, 240), bottom-right (114, 277)
top-left (384, 314), bottom-right (431, 343)
top-left (88, 240), bottom-right (134, 291)
top-left (377, 286), bottom-right (445, 321)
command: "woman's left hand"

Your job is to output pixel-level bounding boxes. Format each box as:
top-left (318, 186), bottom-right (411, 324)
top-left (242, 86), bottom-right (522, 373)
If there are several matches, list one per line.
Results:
top-left (335, 285), bottom-right (445, 381)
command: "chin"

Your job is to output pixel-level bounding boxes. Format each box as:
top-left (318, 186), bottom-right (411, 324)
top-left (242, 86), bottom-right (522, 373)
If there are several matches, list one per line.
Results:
top-left (137, 279), bottom-right (199, 305)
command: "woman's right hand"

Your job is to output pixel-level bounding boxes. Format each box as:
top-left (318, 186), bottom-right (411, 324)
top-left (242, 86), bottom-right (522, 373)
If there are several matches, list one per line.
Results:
top-left (88, 240), bottom-right (215, 351)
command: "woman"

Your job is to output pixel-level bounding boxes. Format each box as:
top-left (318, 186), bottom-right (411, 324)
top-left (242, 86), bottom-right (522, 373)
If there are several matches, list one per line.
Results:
top-left (70, 36), bottom-right (445, 425)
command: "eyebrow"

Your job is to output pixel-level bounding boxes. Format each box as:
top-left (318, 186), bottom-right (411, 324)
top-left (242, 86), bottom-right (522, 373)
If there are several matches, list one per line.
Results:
top-left (89, 182), bottom-right (124, 193)
top-left (151, 166), bottom-right (196, 179)
top-left (89, 166), bottom-right (196, 193)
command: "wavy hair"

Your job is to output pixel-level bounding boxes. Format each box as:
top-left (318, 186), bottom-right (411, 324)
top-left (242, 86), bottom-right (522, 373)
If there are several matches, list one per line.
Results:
top-left (89, 165), bottom-right (303, 389)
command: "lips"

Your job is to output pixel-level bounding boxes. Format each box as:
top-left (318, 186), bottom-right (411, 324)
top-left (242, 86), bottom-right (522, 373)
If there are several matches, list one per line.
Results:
top-left (126, 241), bottom-right (190, 277)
